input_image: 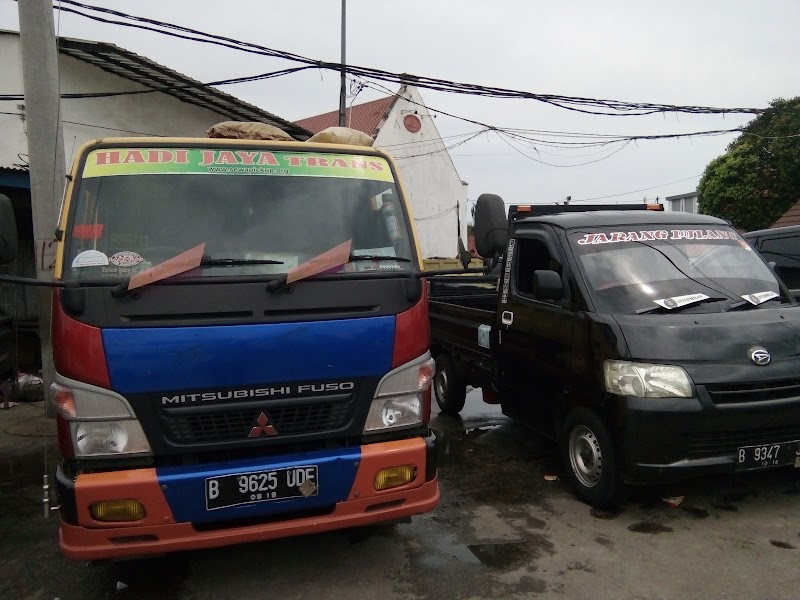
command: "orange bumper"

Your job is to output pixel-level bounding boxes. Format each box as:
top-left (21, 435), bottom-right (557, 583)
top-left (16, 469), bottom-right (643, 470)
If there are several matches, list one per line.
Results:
top-left (58, 437), bottom-right (439, 561)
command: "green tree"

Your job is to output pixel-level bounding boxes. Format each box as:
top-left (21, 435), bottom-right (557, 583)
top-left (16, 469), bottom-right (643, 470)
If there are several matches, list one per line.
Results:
top-left (698, 97), bottom-right (800, 231)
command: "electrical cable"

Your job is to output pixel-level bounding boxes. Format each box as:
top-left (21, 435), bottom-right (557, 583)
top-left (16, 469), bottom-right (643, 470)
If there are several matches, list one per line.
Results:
top-left (52, 0), bottom-right (767, 117)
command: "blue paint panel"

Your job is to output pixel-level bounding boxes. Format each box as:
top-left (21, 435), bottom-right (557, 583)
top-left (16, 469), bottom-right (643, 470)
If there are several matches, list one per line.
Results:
top-left (157, 446), bottom-right (361, 523)
top-left (102, 317), bottom-right (395, 394)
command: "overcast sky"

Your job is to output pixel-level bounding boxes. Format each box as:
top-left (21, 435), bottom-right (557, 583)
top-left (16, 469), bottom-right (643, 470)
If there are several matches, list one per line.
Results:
top-left (2, 0), bottom-right (799, 207)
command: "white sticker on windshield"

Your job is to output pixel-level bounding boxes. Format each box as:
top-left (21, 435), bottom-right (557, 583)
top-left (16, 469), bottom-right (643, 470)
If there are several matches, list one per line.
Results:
top-left (72, 250), bottom-right (109, 268)
top-left (109, 251), bottom-right (144, 267)
top-left (654, 293), bottom-right (709, 310)
top-left (741, 291), bottom-right (779, 305)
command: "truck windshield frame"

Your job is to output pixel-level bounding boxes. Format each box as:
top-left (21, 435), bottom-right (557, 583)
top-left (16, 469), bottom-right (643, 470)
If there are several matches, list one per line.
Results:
top-left (62, 145), bottom-right (417, 283)
top-left (567, 225), bottom-right (784, 314)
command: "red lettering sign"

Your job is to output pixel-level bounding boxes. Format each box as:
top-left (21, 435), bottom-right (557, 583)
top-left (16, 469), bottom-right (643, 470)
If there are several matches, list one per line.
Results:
top-left (72, 224), bottom-right (104, 240)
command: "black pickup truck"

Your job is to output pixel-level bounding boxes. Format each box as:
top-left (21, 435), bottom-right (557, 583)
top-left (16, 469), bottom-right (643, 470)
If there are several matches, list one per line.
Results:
top-left (430, 195), bottom-right (800, 507)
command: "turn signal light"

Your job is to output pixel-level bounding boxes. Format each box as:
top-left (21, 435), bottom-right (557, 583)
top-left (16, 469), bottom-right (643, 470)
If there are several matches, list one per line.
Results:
top-left (90, 499), bottom-right (146, 522)
top-left (374, 466), bottom-right (416, 491)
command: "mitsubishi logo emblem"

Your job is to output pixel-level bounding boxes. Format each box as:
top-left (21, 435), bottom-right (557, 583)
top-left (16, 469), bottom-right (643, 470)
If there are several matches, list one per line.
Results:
top-left (248, 412), bottom-right (277, 437)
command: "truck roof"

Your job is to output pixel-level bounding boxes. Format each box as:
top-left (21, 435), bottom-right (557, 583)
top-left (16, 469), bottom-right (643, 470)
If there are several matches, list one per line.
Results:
top-left (514, 210), bottom-right (729, 230)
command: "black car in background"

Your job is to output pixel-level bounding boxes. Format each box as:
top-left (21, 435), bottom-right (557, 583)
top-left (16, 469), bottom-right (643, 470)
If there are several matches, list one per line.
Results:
top-left (744, 225), bottom-right (800, 300)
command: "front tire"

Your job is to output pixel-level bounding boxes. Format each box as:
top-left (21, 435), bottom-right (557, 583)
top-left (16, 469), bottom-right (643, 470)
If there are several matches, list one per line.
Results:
top-left (433, 353), bottom-right (466, 416)
top-left (561, 407), bottom-right (625, 508)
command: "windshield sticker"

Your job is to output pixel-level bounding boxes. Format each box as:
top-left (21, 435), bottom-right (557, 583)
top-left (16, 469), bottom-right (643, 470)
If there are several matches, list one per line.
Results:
top-left (109, 251), bottom-right (144, 267)
top-left (577, 229), bottom-right (739, 245)
top-left (82, 149), bottom-right (394, 182)
top-left (71, 250), bottom-right (109, 268)
top-left (72, 224), bottom-right (104, 240)
top-left (742, 291), bottom-right (780, 305)
top-left (654, 293), bottom-right (710, 310)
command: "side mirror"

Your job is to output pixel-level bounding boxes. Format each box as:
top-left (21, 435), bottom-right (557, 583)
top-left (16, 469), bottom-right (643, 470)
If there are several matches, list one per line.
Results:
top-left (533, 270), bottom-right (563, 300)
top-left (0, 194), bottom-right (17, 265)
top-left (473, 193), bottom-right (508, 259)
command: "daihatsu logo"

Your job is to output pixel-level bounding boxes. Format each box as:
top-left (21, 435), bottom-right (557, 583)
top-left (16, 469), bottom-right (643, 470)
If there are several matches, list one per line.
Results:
top-left (749, 348), bottom-right (771, 366)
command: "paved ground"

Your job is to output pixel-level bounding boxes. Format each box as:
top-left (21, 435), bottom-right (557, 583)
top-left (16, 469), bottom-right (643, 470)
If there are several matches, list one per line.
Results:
top-left (2, 391), bottom-right (799, 600)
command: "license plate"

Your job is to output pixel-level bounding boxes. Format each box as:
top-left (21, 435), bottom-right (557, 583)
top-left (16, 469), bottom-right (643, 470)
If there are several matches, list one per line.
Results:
top-left (205, 465), bottom-right (319, 510)
top-left (735, 441), bottom-right (800, 471)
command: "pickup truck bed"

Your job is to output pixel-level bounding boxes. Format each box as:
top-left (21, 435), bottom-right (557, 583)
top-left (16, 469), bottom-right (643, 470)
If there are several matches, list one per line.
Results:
top-left (429, 279), bottom-right (497, 378)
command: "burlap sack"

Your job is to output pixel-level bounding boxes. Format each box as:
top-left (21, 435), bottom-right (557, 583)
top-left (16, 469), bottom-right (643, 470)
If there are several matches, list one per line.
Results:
top-left (206, 121), bottom-right (295, 141)
top-left (307, 127), bottom-right (374, 147)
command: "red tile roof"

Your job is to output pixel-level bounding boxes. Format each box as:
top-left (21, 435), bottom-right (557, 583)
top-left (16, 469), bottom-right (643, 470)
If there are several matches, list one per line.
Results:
top-left (772, 200), bottom-right (800, 228)
top-left (294, 96), bottom-right (396, 136)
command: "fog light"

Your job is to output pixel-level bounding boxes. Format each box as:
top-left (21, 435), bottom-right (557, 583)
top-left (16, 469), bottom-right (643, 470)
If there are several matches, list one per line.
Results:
top-left (374, 465), bottom-right (416, 491)
top-left (90, 499), bottom-right (146, 522)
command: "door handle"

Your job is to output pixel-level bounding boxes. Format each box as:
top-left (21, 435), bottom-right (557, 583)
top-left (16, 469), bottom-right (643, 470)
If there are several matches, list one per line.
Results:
top-left (501, 311), bottom-right (514, 326)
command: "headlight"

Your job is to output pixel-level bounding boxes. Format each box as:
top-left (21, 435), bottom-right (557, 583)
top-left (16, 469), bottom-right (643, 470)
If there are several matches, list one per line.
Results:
top-left (50, 377), bottom-right (152, 458)
top-left (72, 420), bottom-right (151, 456)
top-left (604, 360), bottom-right (693, 398)
top-left (364, 353), bottom-right (434, 433)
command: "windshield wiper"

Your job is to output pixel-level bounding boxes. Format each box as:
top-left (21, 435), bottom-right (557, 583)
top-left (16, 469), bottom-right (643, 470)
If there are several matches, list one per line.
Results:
top-left (726, 297), bottom-right (782, 312)
top-left (348, 255), bottom-right (411, 262)
top-left (200, 256), bottom-right (284, 266)
top-left (635, 297), bottom-right (728, 314)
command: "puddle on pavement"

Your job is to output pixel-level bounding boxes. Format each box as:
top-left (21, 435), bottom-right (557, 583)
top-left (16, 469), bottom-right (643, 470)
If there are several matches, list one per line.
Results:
top-left (590, 507), bottom-right (621, 520)
top-left (628, 521), bottom-right (674, 534)
top-left (464, 424), bottom-right (502, 439)
top-left (467, 542), bottom-right (529, 569)
top-left (680, 506), bottom-right (709, 519)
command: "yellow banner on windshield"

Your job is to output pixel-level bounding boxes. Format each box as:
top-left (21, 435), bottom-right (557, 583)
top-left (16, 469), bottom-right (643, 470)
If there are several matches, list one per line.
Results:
top-left (82, 148), bottom-right (394, 182)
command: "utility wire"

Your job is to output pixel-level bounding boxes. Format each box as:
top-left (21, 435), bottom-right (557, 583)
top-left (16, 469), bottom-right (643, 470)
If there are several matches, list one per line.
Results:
top-left (569, 174), bottom-right (703, 202)
top-left (53, 0), bottom-right (766, 117)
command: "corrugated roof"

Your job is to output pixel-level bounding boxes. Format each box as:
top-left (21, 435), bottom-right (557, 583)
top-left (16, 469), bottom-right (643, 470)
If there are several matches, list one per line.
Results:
top-left (772, 200), bottom-right (800, 228)
top-left (0, 30), bottom-right (311, 140)
top-left (295, 96), bottom-right (396, 136)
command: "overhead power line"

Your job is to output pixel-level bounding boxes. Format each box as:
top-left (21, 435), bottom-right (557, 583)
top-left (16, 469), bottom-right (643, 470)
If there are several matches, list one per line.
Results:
top-left (52, 0), bottom-right (766, 117)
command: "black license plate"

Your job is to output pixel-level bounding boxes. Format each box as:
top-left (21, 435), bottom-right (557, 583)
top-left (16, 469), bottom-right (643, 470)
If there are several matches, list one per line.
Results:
top-left (205, 465), bottom-right (319, 510)
top-left (735, 441), bottom-right (800, 471)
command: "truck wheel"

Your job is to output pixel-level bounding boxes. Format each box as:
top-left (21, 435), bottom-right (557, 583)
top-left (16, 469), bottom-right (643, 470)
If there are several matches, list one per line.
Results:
top-left (561, 408), bottom-right (625, 508)
top-left (434, 353), bottom-right (466, 416)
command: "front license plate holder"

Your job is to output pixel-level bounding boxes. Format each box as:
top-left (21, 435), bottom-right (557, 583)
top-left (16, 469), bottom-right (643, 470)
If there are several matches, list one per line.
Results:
top-left (205, 465), bottom-right (319, 510)
top-left (735, 441), bottom-right (800, 471)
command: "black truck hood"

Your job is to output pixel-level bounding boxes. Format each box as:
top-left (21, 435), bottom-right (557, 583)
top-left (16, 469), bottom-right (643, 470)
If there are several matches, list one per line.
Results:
top-left (612, 307), bottom-right (800, 384)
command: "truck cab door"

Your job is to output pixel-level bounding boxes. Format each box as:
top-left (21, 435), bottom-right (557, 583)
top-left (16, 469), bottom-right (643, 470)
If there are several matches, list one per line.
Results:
top-left (496, 226), bottom-right (575, 432)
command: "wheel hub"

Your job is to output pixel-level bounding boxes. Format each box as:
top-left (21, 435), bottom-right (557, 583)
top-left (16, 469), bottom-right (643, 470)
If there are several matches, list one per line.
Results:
top-left (569, 425), bottom-right (603, 488)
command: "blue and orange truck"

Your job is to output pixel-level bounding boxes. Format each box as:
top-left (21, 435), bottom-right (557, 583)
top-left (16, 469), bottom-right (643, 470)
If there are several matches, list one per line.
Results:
top-left (0, 128), bottom-right (442, 560)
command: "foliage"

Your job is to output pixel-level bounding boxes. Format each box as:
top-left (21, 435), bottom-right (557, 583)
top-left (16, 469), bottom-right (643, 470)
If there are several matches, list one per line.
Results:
top-left (698, 97), bottom-right (800, 231)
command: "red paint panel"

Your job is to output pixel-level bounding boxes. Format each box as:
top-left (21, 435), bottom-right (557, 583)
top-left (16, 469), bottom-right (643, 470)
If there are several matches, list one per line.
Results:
top-left (52, 290), bottom-right (111, 389)
top-left (392, 283), bottom-right (430, 368)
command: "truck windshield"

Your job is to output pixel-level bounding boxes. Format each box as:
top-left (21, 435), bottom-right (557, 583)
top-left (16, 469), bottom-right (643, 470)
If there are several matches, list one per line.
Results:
top-left (568, 225), bottom-right (783, 314)
top-left (64, 147), bottom-right (414, 281)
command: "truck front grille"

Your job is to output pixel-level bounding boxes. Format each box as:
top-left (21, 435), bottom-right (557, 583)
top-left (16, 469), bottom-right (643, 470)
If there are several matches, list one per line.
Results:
top-left (687, 425), bottom-right (800, 458)
top-left (162, 397), bottom-right (355, 444)
top-left (703, 378), bottom-right (800, 405)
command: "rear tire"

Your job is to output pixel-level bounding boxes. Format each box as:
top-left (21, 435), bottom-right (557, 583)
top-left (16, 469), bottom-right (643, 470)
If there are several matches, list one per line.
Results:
top-left (433, 353), bottom-right (466, 416)
top-left (560, 407), bottom-right (625, 508)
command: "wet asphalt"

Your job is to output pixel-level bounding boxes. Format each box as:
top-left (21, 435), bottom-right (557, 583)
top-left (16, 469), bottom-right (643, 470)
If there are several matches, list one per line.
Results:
top-left (1, 393), bottom-right (799, 600)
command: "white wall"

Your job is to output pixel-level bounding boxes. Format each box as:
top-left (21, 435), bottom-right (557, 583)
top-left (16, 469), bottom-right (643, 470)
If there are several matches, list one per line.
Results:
top-left (0, 36), bottom-right (30, 171)
top-left (374, 86), bottom-right (468, 259)
top-left (0, 33), bottom-right (238, 174)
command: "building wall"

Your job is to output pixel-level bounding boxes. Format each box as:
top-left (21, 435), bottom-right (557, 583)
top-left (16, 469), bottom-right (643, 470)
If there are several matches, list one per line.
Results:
top-left (374, 86), bottom-right (468, 259)
top-left (666, 194), bottom-right (698, 214)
